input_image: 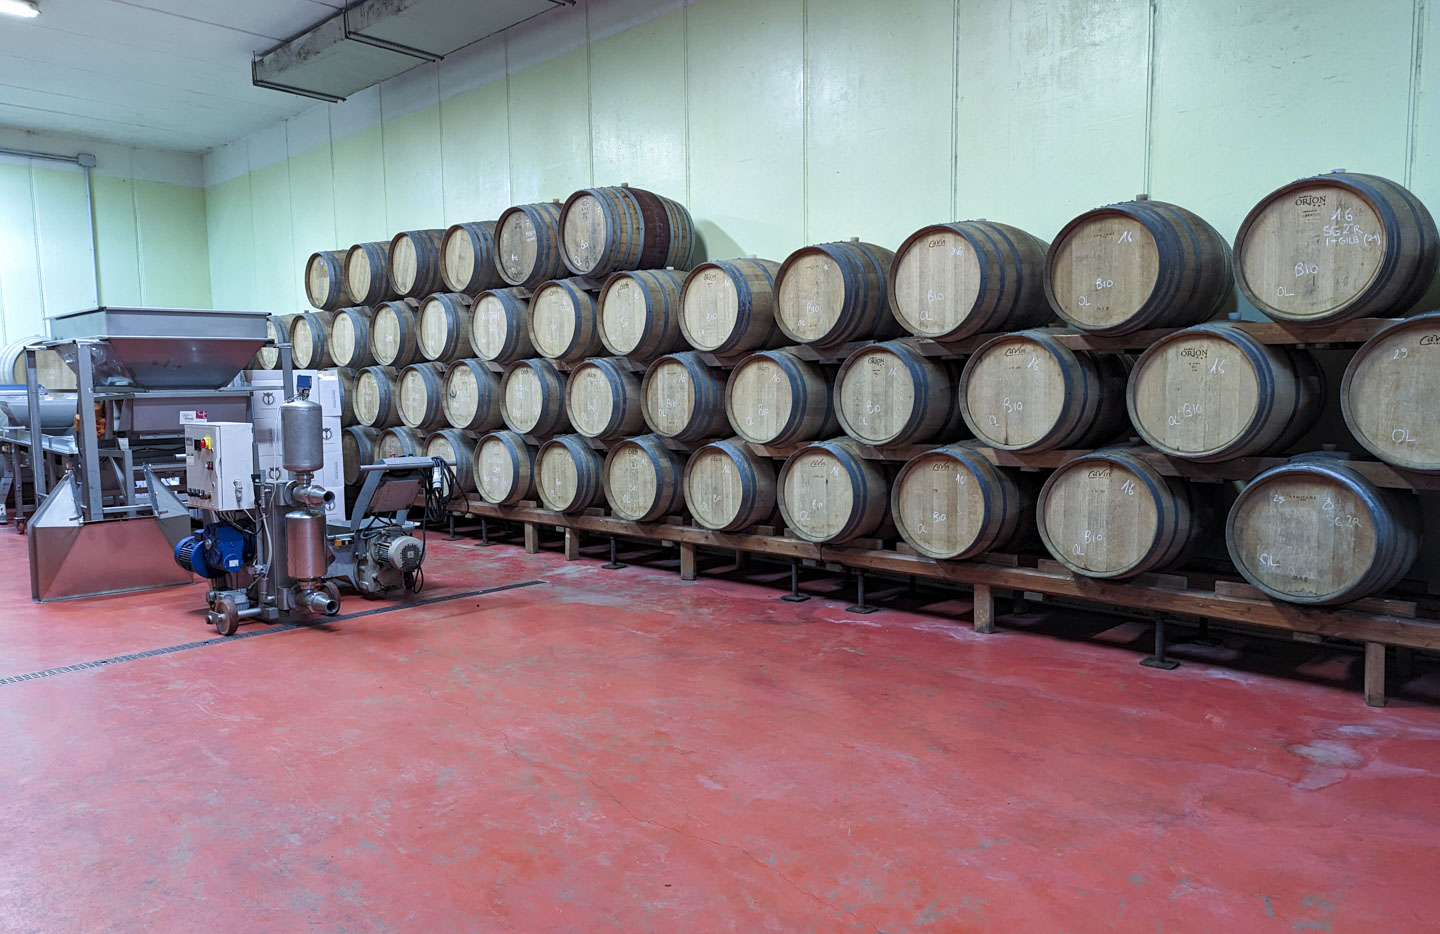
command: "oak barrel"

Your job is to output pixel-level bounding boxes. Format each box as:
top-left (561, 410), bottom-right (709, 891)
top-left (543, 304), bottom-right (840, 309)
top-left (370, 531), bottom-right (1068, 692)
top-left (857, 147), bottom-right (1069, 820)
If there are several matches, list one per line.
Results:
top-left (290, 311), bottom-right (335, 370)
top-left (889, 221), bottom-right (1052, 341)
top-left (468, 288), bottom-right (535, 364)
top-left (442, 358), bottom-right (503, 433)
top-left (725, 350), bottom-right (837, 445)
top-left (474, 430), bottom-right (538, 505)
top-left (345, 241), bottom-right (397, 307)
top-left (679, 257), bottom-right (785, 355)
top-left (565, 356), bottom-right (646, 441)
top-left (777, 438), bottom-right (892, 544)
top-left (1128, 323), bottom-right (1324, 461)
top-left (417, 292), bottom-right (474, 364)
top-left (441, 221), bottom-right (502, 295)
top-left (389, 229), bottom-right (447, 299)
top-left (1044, 199), bottom-right (1234, 335)
top-left (1234, 172), bottom-right (1439, 326)
top-left (376, 426), bottom-right (424, 460)
top-left (353, 366), bottom-right (402, 428)
top-left (397, 362), bottom-right (449, 432)
top-left (1226, 456), bottom-right (1421, 604)
top-left (305, 250), bottom-right (351, 310)
top-left (495, 201), bottom-right (568, 289)
top-left (256, 314), bottom-right (297, 370)
top-left (835, 340), bottom-right (966, 446)
top-left (892, 443), bottom-right (1035, 560)
top-left (369, 299), bottom-right (424, 368)
top-left (329, 366), bottom-right (357, 426)
top-left (1037, 447), bottom-right (1213, 579)
top-left (529, 278), bottom-right (604, 362)
top-left (604, 434), bottom-right (686, 521)
top-left (598, 268), bottom-right (688, 360)
top-left (424, 428), bottom-right (477, 494)
top-left (683, 439), bottom-right (778, 532)
top-left (500, 358), bottom-right (570, 437)
top-left (2, 337), bottom-right (75, 389)
top-left (959, 329), bottom-right (1131, 452)
top-left (328, 306), bottom-right (377, 370)
top-left (1341, 311), bottom-right (1440, 472)
top-left (641, 351), bottom-right (729, 442)
top-left (558, 185), bottom-right (698, 279)
top-left (536, 434), bottom-right (606, 513)
top-left (775, 241), bottom-right (900, 348)
top-left (341, 425), bottom-right (380, 487)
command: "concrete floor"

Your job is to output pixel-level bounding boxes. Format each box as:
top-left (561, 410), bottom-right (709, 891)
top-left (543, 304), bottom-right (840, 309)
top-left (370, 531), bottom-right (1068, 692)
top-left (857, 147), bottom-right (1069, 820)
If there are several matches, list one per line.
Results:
top-left (1, 524), bottom-right (1438, 933)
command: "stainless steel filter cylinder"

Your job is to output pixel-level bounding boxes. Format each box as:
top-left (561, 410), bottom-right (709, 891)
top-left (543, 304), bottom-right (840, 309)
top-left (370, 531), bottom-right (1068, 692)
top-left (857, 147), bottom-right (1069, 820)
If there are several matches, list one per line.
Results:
top-left (285, 509), bottom-right (327, 581)
top-left (281, 395), bottom-right (325, 474)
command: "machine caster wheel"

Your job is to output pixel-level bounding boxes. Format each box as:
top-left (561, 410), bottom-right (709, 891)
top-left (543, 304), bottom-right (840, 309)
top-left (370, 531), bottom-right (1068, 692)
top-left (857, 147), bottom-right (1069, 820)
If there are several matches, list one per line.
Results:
top-left (14, 519), bottom-right (25, 535)
top-left (212, 598), bottom-right (240, 637)
top-left (321, 581), bottom-right (341, 616)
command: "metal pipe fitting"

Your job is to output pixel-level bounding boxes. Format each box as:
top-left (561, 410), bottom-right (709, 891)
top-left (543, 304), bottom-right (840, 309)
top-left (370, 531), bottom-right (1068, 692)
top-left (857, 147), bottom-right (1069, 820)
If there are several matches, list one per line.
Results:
top-left (291, 483), bottom-right (334, 507)
top-left (299, 589), bottom-right (339, 615)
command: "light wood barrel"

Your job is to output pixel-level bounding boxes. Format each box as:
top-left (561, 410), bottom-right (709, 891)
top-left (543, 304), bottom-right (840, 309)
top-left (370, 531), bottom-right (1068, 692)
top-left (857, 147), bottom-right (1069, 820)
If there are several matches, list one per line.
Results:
top-left (1235, 172), bottom-right (1440, 326)
top-left (1128, 323), bottom-right (1324, 462)
top-left (775, 241), bottom-right (900, 349)
top-left (441, 359), bottom-right (503, 433)
top-left (835, 340), bottom-right (966, 446)
top-left (500, 358), bottom-right (570, 437)
top-left (604, 434), bottom-right (686, 521)
top-left (725, 350), bottom-right (837, 445)
top-left (683, 439), bottom-right (778, 532)
top-left (889, 221), bottom-right (1052, 341)
top-left (959, 329), bottom-right (1131, 452)
top-left (397, 362), bottom-right (449, 432)
top-left (564, 356), bottom-right (646, 441)
top-left (475, 430), bottom-right (538, 505)
top-left (345, 241), bottom-right (397, 307)
top-left (1044, 199), bottom-right (1235, 335)
top-left (341, 425), bottom-right (380, 487)
top-left (778, 438), bottom-right (891, 544)
top-left (468, 288), bottom-right (535, 364)
top-left (256, 314), bottom-right (297, 369)
top-left (353, 366), bottom-right (402, 428)
top-left (290, 311), bottom-right (335, 369)
top-left (598, 268), bottom-right (688, 360)
top-left (641, 351), bottom-right (729, 442)
top-left (369, 299), bottom-right (424, 368)
top-left (328, 366), bottom-right (357, 426)
top-left (305, 250), bottom-right (351, 310)
top-left (559, 185), bottom-right (698, 279)
top-left (425, 428), bottom-right (478, 493)
top-left (417, 292), bottom-right (474, 363)
top-left (892, 443), bottom-right (1035, 560)
top-left (536, 434), bottom-right (606, 513)
top-left (377, 426), bottom-right (424, 460)
top-left (680, 258), bottom-right (785, 354)
top-left (328, 306), bottom-right (377, 369)
top-left (441, 221), bottom-right (502, 295)
top-left (529, 278), bottom-right (603, 362)
top-left (495, 201), bottom-right (568, 289)
top-left (1038, 447), bottom-right (1213, 579)
top-left (1226, 456), bottom-right (1421, 604)
top-left (389, 229), bottom-right (446, 299)
top-left (2, 336), bottom-right (76, 389)
top-left (1341, 311), bottom-right (1440, 472)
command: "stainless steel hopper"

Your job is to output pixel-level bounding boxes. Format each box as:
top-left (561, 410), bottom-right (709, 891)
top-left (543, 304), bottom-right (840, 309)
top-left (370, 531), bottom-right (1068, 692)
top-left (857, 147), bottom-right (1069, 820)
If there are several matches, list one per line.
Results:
top-left (48, 307), bottom-right (270, 389)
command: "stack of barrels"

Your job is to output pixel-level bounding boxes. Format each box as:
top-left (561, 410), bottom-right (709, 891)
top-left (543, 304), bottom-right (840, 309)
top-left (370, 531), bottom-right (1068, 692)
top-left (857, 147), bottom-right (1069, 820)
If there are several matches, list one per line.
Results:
top-left (287, 169), bottom-right (1436, 608)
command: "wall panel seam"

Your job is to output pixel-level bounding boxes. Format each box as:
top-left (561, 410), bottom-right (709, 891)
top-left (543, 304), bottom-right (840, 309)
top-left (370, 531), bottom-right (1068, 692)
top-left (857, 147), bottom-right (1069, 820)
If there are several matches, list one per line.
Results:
top-left (1142, 0), bottom-right (1157, 197)
top-left (801, 0), bottom-right (809, 243)
top-left (950, 0), bottom-right (960, 220)
top-left (1407, 0), bottom-right (1426, 188)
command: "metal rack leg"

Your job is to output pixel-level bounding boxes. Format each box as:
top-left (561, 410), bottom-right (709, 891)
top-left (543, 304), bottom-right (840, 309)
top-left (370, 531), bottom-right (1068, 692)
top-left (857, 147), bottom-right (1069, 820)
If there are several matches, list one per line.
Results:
top-left (1141, 618), bottom-right (1181, 670)
top-left (780, 559), bottom-right (810, 602)
top-left (479, 518), bottom-right (494, 547)
top-left (446, 513), bottom-right (458, 540)
top-left (602, 535), bottom-right (626, 570)
top-left (845, 570), bottom-right (878, 614)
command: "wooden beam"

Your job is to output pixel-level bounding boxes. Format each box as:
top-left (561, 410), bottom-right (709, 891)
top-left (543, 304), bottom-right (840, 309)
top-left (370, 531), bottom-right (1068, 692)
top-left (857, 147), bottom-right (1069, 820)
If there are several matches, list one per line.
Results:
top-left (1365, 642), bottom-right (1387, 708)
top-left (973, 584), bottom-right (995, 634)
top-left (679, 542), bottom-right (697, 581)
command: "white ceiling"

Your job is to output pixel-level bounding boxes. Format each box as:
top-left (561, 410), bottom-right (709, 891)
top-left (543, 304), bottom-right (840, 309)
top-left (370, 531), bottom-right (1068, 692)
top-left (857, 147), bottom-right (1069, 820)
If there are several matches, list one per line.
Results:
top-left (0, 0), bottom-right (349, 153)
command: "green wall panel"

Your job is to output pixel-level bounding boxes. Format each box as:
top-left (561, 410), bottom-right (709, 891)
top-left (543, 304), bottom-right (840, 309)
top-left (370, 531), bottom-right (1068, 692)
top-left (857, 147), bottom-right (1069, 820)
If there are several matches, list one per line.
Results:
top-left (589, 9), bottom-right (687, 204)
top-left (92, 176), bottom-right (142, 306)
top-left (331, 128), bottom-right (388, 248)
top-left (288, 144), bottom-right (338, 289)
top-left (31, 165), bottom-right (98, 315)
top-left (249, 162), bottom-right (297, 313)
top-left (383, 104), bottom-right (445, 234)
top-left (205, 175), bottom-right (255, 311)
top-left (0, 162), bottom-right (45, 340)
top-left (1413, 0), bottom-right (1439, 224)
top-left (134, 181), bottom-right (212, 309)
top-left (440, 83), bottom-right (512, 224)
top-left (506, 49), bottom-right (594, 204)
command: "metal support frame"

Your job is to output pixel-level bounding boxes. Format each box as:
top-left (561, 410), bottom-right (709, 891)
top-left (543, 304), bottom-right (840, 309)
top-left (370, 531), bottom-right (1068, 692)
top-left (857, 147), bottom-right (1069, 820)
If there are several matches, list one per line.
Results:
top-left (342, 7), bottom-right (444, 61)
top-left (780, 559), bottom-right (810, 602)
top-left (1141, 617), bottom-right (1181, 670)
top-left (845, 570), bottom-right (878, 614)
top-left (601, 535), bottom-right (625, 570)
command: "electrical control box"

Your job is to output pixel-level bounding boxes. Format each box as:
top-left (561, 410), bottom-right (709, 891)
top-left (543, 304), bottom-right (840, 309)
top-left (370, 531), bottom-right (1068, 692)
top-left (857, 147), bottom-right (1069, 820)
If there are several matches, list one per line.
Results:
top-left (184, 421), bottom-right (256, 512)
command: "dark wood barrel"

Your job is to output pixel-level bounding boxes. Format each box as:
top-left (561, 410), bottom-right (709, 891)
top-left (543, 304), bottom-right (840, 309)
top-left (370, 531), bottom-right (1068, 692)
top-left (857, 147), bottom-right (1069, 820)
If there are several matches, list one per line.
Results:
top-left (389, 229), bottom-right (447, 299)
top-left (725, 349), bottom-right (837, 445)
top-left (328, 306), bottom-right (376, 370)
top-left (442, 358), bottom-right (503, 433)
top-left (417, 292), bottom-right (474, 363)
top-left (475, 430), bottom-right (538, 505)
top-left (683, 439), bottom-right (778, 532)
top-left (353, 366), bottom-right (402, 428)
top-left (892, 443), bottom-right (1036, 560)
top-left (777, 438), bottom-right (892, 544)
top-left (641, 351), bottom-right (729, 443)
top-left (441, 221), bottom-right (502, 295)
top-left (889, 221), bottom-right (1052, 341)
top-left (500, 358), bottom-right (570, 437)
top-left (775, 241), bottom-right (900, 349)
top-left (495, 201), bottom-right (568, 289)
top-left (536, 434), bottom-right (606, 513)
top-left (529, 278), bottom-right (603, 363)
top-left (1045, 199), bottom-right (1235, 335)
top-left (424, 428), bottom-right (478, 494)
top-left (1340, 311), bottom-right (1440, 472)
top-left (397, 362), bottom-right (449, 432)
top-left (598, 268), bottom-right (688, 360)
top-left (558, 185), bottom-right (698, 278)
top-left (604, 434), bottom-right (686, 521)
top-left (1235, 172), bottom-right (1440, 326)
top-left (369, 299), bottom-right (424, 368)
top-left (305, 250), bottom-right (351, 310)
top-left (468, 288), bottom-right (534, 364)
top-left (679, 257), bottom-right (785, 355)
top-left (565, 356), bottom-right (646, 441)
top-left (341, 425), bottom-right (380, 487)
top-left (290, 311), bottom-right (335, 369)
top-left (835, 340), bottom-right (966, 446)
top-left (1227, 455), bottom-right (1421, 604)
top-left (345, 241), bottom-right (397, 307)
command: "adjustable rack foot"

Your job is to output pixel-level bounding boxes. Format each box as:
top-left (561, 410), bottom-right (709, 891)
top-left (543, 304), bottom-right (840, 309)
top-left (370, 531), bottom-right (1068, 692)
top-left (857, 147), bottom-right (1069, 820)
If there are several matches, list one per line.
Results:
top-left (845, 571), bottom-right (878, 614)
top-left (780, 559), bottom-right (810, 602)
top-left (602, 536), bottom-right (626, 570)
top-left (1141, 618), bottom-right (1181, 670)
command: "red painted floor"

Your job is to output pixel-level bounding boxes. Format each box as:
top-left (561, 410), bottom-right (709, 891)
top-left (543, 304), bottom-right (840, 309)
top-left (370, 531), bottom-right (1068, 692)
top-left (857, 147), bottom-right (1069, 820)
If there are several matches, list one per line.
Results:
top-left (1, 523), bottom-right (1438, 933)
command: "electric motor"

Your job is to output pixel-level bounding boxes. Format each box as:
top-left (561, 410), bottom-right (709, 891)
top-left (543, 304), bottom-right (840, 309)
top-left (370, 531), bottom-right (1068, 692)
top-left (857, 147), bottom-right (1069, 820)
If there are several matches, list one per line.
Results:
top-left (372, 530), bottom-right (423, 571)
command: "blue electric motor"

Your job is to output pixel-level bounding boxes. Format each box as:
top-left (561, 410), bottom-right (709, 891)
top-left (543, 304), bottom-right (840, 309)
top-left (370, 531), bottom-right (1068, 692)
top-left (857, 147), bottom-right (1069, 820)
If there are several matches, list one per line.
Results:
top-left (174, 523), bottom-right (255, 579)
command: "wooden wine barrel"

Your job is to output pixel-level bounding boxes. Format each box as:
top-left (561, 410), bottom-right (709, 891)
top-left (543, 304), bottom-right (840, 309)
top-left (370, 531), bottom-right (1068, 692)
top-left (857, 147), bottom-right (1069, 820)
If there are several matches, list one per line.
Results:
top-left (778, 438), bottom-right (891, 544)
top-left (892, 443), bottom-right (1035, 560)
top-left (536, 434), bottom-right (606, 513)
top-left (683, 439), bottom-right (778, 532)
top-left (369, 299), bottom-right (424, 368)
top-left (1128, 323), bottom-right (1325, 462)
top-left (345, 241), bottom-right (397, 307)
top-left (500, 358), bottom-right (570, 437)
top-left (641, 351), bottom-right (729, 442)
top-left (441, 221), bottom-right (502, 295)
top-left (679, 257), bottom-right (784, 355)
top-left (341, 425), bottom-right (380, 487)
top-left (467, 288), bottom-right (535, 364)
top-left (959, 329), bottom-right (1131, 452)
top-left (3, 335), bottom-right (77, 389)
top-left (440, 358), bottom-right (503, 433)
top-left (1226, 456), bottom-right (1421, 604)
top-left (889, 221), bottom-right (1052, 341)
top-left (305, 250), bottom-right (351, 310)
top-left (559, 185), bottom-right (698, 279)
top-left (775, 241), bottom-right (900, 348)
top-left (376, 426), bottom-right (424, 461)
top-left (835, 340), bottom-right (966, 446)
top-left (416, 292), bottom-right (474, 363)
top-left (256, 314), bottom-right (297, 370)
top-left (328, 306), bottom-right (377, 369)
top-left (529, 278), bottom-right (603, 362)
top-left (564, 356), bottom-right (646, 441)
top-left (397, 362), bottom-right (449, 432)
top-left (353, 366), bottom-right (401, 428)
top-left (598, 268), bottom-right (688, 360)
top-left (1037, 447), bottom-right (1213, 579)
top-left (604, 434), bottom-right (686, 521)
top-left (725, 350), bottom-right (837, 445)
top-left (496, 201), bottom-right (568, 289)
top-left (1235, 172), bottom-right (1440, 326)
top-left (1341, 311), bottom-right (1440, 472)
top-left (290, 311), bottom-right (335, 370)
top-left (328, 366), bottom-right (357, 426)
top-left (389, 229), bottom-right (446, 299)
top-left (425, 428), bottom-right (478, 493)
top-left (474, 430), bottom-right (538, 505)
top-left (1044, 199), bottom-right (1235, 335)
